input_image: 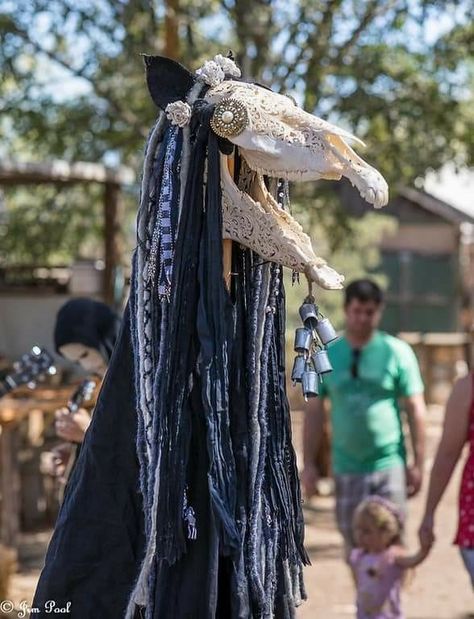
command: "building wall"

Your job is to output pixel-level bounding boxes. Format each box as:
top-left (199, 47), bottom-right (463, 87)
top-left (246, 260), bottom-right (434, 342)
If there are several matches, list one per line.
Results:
top-left (379, 221), bottom-right (460, 332)
top-left (380, 250), bottom-right (460, 333)
top-left (0, 262), bottom-right (106, 363)
top-left (337, 182), bottom-right (463, 333)
top-left (0, 294), bottom-right (71, 362)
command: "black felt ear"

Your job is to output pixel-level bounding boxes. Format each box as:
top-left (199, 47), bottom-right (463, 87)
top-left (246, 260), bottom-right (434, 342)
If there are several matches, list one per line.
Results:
top-left (143, 55), bottom-right (196, 110)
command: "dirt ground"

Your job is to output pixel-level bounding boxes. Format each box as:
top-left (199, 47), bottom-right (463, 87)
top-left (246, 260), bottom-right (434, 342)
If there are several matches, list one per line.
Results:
top-left (4, 406), bottom-right (474, 618)
top-left (294, 406), bottom-right (474, 619)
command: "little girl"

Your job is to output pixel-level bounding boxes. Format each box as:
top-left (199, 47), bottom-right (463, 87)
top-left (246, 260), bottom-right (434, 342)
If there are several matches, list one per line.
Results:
top-left (350, 495), bottom-right (431, 619)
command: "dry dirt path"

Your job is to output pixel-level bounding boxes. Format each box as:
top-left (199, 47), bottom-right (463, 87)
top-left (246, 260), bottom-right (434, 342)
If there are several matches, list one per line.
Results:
top-left (293, 406), bottom-right (474, 619)
top-left (5, 407), bottom-right (474, 618)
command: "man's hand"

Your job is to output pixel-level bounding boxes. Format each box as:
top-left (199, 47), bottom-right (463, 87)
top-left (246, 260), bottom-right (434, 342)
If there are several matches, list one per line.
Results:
top-left (302, 396), bottom-right (326, 501)
top-left (406, 464), bottom-right (423, 497)
top-left (54, 407), bottom-right (91, 443)
top-left (300, 464), bottom-right (319, 500)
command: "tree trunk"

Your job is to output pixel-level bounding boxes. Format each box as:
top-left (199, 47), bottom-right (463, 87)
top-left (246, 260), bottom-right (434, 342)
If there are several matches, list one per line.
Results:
top-left (103, 182), bottom-right (122, 307)
top-left (164, 0), bottom-right (180, 59)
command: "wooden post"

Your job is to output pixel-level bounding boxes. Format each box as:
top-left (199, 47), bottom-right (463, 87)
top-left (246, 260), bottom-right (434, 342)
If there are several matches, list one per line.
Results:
top-left (0, 424), bottom-right (20, 548)
top-left (164, 0), bottom-right (180, 59)
top-left (223, 156), bottom-right (235, 291)
top-left (103, 182), bottom-right (122, 306)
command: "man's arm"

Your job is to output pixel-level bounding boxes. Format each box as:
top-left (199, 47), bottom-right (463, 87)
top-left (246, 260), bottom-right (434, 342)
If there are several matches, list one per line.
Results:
top-left (403, 392), bottom-right (426, 497)
top-left (301, 396), bottom-right (326, 499)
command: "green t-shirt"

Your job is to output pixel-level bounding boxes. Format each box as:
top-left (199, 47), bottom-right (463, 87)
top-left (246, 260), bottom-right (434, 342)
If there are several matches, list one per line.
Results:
top-left (318, 330), bottom-right (424, 475)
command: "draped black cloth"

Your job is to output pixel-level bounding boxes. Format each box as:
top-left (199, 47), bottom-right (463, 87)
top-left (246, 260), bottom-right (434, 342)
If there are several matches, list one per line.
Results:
top-left (33, 101), bottom-right (307, 619)
top-left (33, 304), bottom-right (145, 617)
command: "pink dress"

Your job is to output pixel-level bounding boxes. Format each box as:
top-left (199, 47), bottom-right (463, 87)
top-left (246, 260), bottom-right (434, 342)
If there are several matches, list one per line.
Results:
top-left (454, 373), bottom-right (474, 548)
top-left (350, 547), bottom-right (403, 619)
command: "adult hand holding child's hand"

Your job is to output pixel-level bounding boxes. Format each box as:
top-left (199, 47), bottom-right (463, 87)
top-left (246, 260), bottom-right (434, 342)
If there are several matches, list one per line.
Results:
top-left (418, 512), bottom-right (436, 549)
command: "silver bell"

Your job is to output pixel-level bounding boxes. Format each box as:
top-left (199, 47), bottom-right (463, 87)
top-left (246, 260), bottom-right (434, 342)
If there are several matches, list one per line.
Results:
top-left (315, 317), bottom-right (338, 345)
top-left (294, 327), bottom-right (313, 353)
top-left (312, 349), bottom-right (333, 374)
top-left (302, 366), bottom-right (319, 400)
top-left (291, 355), bottom-right (306, 383)
top-left (299, 302), bottom-right (319, 329)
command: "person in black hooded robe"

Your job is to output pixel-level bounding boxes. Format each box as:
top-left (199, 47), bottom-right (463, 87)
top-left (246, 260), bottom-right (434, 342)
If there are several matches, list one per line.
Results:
top-left (50, 298), bottom-right (121, 477)
top-left (34, 298), bottom-right (145, 617)
top-left (33, 54), bottom-right (308, 619)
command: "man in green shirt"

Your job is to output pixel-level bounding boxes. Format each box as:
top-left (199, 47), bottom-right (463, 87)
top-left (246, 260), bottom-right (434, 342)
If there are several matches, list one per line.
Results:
top-left (302, 279), bottom-right (426, 559)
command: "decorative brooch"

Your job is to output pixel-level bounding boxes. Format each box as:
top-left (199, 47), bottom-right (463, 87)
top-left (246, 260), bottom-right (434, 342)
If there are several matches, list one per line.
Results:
top-left (164, 55), bottom-right (244, 131)
top-left (210, 98), bottom-right (249, 138)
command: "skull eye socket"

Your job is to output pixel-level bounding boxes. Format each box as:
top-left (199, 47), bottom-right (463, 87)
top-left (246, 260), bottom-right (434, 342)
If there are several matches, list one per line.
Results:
top-left (210, 97), bottom-right (249, 138)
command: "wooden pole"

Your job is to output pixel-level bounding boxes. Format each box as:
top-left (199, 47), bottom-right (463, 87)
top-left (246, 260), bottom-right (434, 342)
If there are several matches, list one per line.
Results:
top-left (164, 0), bottom-right (180, 59)
top-left (223, 156), bottom-right (234, 291)
top-left (103, 182), bottom-right (122, 306)
top-left (0, 425), bottom-right (20, 548)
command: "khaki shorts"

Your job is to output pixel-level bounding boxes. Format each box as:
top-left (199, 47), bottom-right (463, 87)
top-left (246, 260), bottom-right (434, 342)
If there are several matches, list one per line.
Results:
top-left (334, 465), bottom-right (407, 560)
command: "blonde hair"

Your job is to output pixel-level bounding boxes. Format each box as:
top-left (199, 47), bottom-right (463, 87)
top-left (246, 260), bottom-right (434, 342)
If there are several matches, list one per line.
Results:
top-left (353, 496), bottom-right (403, 547)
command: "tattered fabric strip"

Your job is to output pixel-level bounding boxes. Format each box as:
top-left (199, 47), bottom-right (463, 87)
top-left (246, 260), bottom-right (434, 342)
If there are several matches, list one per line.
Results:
top-left (127, 106), bottom-right (308, 619)
top-left (127, 118), bottom-right (168, 616)
top-left (147, 125), bottom-right (181, 299)
top-left (134, 115), bottom-right (167, 470)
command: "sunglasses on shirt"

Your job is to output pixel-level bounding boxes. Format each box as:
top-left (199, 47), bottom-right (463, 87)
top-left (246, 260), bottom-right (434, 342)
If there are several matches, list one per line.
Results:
top-left (351, 348), bottom-right (361, 379)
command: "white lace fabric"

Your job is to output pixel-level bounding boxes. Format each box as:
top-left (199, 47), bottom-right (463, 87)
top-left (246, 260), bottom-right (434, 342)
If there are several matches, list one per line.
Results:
top-left (220, 154), bottom-right (325, 273)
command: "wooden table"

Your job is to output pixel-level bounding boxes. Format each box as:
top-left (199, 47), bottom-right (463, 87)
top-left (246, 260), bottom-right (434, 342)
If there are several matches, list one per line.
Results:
top-left (0, 385), bottom-right (76, 547)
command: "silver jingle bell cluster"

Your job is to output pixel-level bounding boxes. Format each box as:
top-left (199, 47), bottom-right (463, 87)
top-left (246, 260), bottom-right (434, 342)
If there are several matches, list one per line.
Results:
top-left (291, 295), bottom-right (339, 400)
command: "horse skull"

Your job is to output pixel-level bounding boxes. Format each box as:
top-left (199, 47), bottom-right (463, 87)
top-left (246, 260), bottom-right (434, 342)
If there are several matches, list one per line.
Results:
top-left (145, 56), bottom-right (389, 290)
top-left (205, 81), bottom-right (388, 290)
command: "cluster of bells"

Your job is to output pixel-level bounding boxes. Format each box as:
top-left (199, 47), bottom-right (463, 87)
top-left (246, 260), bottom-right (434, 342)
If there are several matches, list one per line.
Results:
top-left (291, 297), bottom-right (339, 400)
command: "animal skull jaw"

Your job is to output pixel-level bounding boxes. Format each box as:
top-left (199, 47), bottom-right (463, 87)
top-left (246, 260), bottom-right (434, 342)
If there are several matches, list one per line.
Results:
top-left (220, 154), bottom-right (345, 290)
top-left (324, 134), bottom-right (389, 209)
top-left (231, 133), bottom-right (389, 210)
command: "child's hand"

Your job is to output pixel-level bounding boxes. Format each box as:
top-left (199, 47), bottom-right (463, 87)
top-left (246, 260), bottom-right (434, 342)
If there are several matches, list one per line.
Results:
top-left (55, 407), bottom-right (91, 443)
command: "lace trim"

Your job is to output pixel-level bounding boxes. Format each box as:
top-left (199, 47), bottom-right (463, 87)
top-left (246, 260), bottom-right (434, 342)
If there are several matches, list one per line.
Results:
top-left (207, 81), bottom-right (361, 154)
top-left (220, 154), bottom-right (325, 273)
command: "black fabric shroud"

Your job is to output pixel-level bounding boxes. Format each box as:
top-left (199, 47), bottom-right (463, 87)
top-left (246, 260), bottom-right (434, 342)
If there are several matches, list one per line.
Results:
top-left (33, 304), bottom-right (146, 617)
top-left (32, 100), bottom-right (307, 618)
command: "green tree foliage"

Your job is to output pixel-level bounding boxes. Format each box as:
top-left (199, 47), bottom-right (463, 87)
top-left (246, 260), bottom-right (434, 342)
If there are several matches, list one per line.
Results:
top-left (0, 0), bottom-right (471, 266)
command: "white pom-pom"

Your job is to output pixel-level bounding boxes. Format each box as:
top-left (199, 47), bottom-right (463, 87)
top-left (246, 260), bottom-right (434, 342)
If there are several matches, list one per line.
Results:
top-left (195, 60), bottom-right (225, 87)
top-left (214, 54), bottom-right (241, 78)
top-left (165, 100), bottom-right (192, 128)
